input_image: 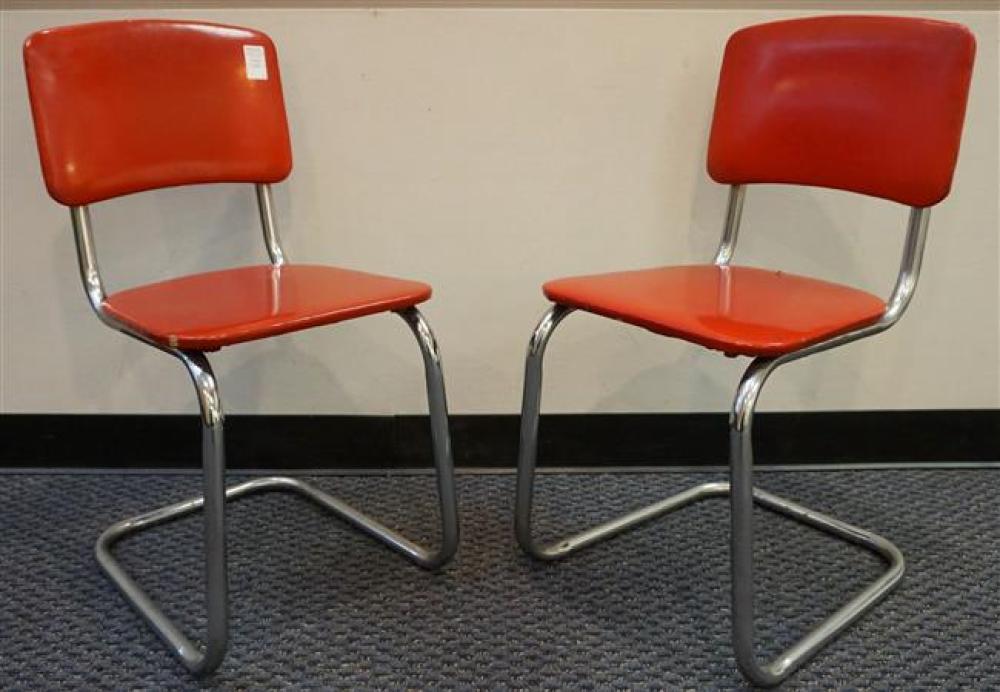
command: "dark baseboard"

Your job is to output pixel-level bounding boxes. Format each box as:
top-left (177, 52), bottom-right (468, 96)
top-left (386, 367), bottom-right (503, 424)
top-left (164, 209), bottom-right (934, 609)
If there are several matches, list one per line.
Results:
top-left (1, 411), bottom-right (997, 469)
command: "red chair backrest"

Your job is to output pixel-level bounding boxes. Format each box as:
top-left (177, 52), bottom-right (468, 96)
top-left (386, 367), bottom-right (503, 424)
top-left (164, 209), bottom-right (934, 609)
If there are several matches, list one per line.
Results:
top-left (707, 16), bottom-right (975, 207)
top-left (24, 20), bottom-right (292, 206)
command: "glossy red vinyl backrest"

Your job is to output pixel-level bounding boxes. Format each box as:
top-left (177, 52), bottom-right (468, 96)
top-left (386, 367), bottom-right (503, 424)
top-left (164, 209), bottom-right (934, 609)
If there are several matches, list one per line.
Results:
top-left (707, 16), bottom-right (975, 207)
top-left (24, 20), bottom-right (292, 206)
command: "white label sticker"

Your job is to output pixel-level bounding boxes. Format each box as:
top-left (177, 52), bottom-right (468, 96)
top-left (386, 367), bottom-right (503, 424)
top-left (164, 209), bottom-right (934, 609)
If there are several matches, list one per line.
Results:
top-left (243, 45), bottom-right (268, 80)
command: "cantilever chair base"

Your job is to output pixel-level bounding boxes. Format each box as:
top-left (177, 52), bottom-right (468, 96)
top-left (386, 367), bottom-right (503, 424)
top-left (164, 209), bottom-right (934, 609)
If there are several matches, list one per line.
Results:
top-left (515, 302), bottom-right (910, 687)
top-left (96, 474), bottom-right (456, 672)
top-left (517, 479), bottom-right (904, 686)
top-left (519, 480), bottom-right (904, 569)
top-left (88, 306), bottom-right (459, 676)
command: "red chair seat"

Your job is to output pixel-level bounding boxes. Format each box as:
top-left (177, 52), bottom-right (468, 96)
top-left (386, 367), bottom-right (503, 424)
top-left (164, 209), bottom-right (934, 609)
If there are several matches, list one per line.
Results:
top-left (103, 264), bottom-right (432, 351)
top-left (543, 265), bottom-right (885, 357)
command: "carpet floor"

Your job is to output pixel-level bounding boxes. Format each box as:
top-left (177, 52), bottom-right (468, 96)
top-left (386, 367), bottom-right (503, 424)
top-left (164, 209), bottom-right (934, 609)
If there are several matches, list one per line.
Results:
top-left (0, 469), bottom-right (997, 689)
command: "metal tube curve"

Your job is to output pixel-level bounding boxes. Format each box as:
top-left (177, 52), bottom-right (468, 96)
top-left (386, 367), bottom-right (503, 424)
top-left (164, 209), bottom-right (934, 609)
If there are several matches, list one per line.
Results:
top-left (396, 306), bottom-right (460, 569)
top-left (95, 351), bottom-right (229, 676)
top-left (728, 356), bottom-right (905, 687)
top-left (515, 304), bottom-right (575, 559)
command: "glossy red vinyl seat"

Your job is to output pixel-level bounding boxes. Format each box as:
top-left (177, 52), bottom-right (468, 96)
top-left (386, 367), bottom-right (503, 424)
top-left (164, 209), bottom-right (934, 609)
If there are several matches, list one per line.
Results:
top-left (544, 265), bottom-right (885, 357)
top-left (104, 265), bottom-right (432, 351)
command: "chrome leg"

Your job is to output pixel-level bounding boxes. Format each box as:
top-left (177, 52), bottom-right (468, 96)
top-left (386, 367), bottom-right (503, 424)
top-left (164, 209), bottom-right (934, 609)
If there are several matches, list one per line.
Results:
top-left (728, 358), bottom-right (905, 687)
top-left (516, 304), bottom-right (580, 560)
top-left (95, 351), bottom-right (229, 675)
top-left (514, 306), bottom-right (905, 686)
top-left (515, 305), bottom-right (730, 559)
top-left (95, 307), bottom-right (458, 675)
top-left (395, 306), bottom-right (460, 568)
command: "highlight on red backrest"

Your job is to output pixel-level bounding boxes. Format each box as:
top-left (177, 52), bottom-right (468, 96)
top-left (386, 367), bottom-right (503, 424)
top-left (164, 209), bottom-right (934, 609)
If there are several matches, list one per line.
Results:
top-left (23, 20), bottom-right (293, 207)
top-left (706, 16), bottom-right (976, 208)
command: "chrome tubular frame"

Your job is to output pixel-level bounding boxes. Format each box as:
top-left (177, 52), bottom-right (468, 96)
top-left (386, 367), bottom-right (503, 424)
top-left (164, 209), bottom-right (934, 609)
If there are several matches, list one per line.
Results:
top-left (255, 183), bottom-right (286, 266)
top-left (713, 183), bottom-right (745, 266)
top-left (515, 187), bottom-right (927, 687)
top-left (72, 194), bottom-right (459, 676)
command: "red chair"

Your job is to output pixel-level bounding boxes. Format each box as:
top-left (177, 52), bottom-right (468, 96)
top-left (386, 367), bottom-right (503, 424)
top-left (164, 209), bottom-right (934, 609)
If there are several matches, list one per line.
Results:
top-left (24, 20), bottom-right (459, 675)
top-left (514, 16), bottom-right (975, 686)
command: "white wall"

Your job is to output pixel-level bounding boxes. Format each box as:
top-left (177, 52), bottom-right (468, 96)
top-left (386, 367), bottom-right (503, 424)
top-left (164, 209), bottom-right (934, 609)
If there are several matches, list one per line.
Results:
top-left (1, 4), bottom-right (997, 415)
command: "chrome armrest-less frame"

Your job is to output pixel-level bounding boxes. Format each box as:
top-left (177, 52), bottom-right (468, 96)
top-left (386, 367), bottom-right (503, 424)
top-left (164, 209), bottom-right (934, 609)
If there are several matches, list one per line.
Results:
top-left (73, 184), bottom-right (460, 676)
top-left (515, 185), bottom-right (925, 687)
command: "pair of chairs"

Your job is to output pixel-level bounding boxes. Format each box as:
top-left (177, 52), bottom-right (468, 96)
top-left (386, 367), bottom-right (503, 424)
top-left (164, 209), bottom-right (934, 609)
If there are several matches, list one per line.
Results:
top-left (23, 16), bottom-right (975, 686)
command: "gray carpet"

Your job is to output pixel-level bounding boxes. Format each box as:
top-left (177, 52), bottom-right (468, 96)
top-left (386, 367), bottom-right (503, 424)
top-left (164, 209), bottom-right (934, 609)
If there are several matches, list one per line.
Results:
top-left (0, 469), bottom-right (997, 690)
